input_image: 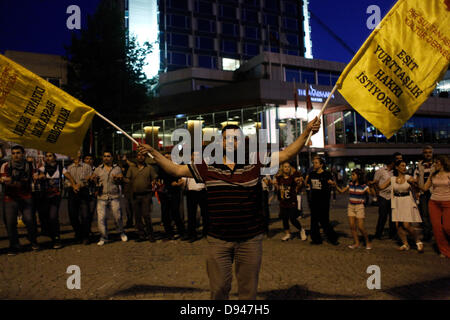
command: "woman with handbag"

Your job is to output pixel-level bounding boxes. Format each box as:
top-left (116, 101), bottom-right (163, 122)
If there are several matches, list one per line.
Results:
top-left (379, 160), bottom-right (423, 252)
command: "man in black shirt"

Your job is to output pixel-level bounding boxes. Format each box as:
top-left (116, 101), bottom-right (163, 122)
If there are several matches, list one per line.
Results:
top-left (156, 152), bottom-right (187, 241)
top-left (306, 157), bottom-right (339, 245)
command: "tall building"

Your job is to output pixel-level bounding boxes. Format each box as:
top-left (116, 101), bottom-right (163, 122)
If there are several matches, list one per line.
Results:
top-left (125, 0), bottom-right (310, 78)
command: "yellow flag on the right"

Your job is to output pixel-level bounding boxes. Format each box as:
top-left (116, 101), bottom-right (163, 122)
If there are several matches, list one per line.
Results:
top-left (336, 0), bottom-right (450, 139)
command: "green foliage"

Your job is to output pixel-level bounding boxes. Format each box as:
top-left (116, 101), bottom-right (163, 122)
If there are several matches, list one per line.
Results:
top-left (64, 0), bottom-right (156, 125)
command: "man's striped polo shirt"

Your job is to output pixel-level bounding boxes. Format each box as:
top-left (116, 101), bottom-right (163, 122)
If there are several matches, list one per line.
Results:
top-left (188, 161), bottom-right (266, 242)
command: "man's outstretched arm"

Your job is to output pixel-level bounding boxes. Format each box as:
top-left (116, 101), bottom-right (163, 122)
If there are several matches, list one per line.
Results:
top-left (277, 117), bottom-right (321, 164)
top-left (137, 145), bottom-right (193, 178)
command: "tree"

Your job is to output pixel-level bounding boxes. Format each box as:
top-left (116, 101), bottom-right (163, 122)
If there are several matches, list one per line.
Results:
top-left (64, 0), bottom-right (156, 153)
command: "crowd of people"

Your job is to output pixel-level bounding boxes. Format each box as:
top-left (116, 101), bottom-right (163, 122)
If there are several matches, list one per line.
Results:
top-left (0, 120), bottom-right (449, 299)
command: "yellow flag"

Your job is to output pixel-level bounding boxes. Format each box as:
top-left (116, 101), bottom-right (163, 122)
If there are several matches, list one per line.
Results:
top-left (0, 54), bottom-right (95, 157)
top-left (337, 0), bottom-right (450, 138)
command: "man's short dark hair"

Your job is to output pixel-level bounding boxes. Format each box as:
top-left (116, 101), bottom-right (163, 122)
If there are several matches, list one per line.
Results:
top-left (222, 124), bottom-right (243, 137)
top-left (423, 145), bottom-right (433, 151)
top-left (393, 152), bottom-right (402, 158)
top-left (83, 153), bottom-right (93, 160)
top-left (103, 151), bottom-right (113, 156)
top-left (11, 145), bottom-right (25, 153)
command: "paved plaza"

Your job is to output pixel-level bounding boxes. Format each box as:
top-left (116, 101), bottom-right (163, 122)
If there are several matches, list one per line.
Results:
top-left (0, 194), bottom-right (449, 300)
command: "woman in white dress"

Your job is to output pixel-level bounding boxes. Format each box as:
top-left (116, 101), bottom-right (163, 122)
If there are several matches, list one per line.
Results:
top-left (379, 160), bottom-right (424, 252)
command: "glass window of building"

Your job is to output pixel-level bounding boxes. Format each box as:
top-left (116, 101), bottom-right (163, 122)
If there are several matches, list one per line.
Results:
top-left (331, 73), bottom-right (340, 85)
top-left (325, 112), bottom-right (345, 145)
top-left (264, 14), bottom-right (278, 26)
top-left (422, 117), bottom-right (433, 143)
top-left (170, 52), bottom-right (191, 66)
top-left (366, 122), bottom-right (377, 142)
top-left (196, 37), bottom-right (214, 50)
top-left (220, 5), bottom-right (236, 19)
top-left (222, 40), bottom-right (237, 53)
top-left (244, 43), bottom-right (259, 56)
top-left (222, 58), bottom-right (240, 71)
top-left (170, 33), bottom-right (189, 47)
top-left (245, 26), bottom-right (259, 39)
top-left (285, 68), bottom-right (300, 82)
top-left (195, 0), bottom-right (213, 15)
top-left (169, 14), bottom-right (190, 29)
top-left (300, 69), bottom-right (315, 85)
top-left (244, 0), bottom-right (259, 7)
top-left (242, 9), bottom-right (259, 23)
top-left (283, 17), bottom-right (298, 30)
top-left (317, 71), bottom-right (331, 86)
top-left (283, 2), bottom-right (297, 15)
top-left (197, 19), bottom-right (215, 33)
top-left (222, 23), bottom-right (238, 36)
top-left (286, 33), bottom-right (298, 46)
top-left (198, 55), bottom-right (217, 69)
top-left (355, 113), bottom-right (367, 143)
top-left (265, 0), bottom-right (280, 11)
top-left (343, 111), bottom-right (355, 144)
top-left (168, 0), bottom-right (188, 10)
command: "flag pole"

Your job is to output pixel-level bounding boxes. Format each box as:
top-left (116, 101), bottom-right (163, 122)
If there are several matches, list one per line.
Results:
top-left (95, 111), bottom-right (154, 159)
top-left (304, 83), bottom-right (338, 147)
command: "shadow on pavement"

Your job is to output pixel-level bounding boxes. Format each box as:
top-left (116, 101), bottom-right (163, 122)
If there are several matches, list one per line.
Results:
top-left (109, 284), bottom-right (207, 298)
top-left (258, 285), bottom-right (368, 300)
top-left (382, 277), bottom-right (450, 299)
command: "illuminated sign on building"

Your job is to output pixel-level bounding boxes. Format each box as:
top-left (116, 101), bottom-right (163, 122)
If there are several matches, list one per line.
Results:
top-left (298, 86), bottom-right (335, 102)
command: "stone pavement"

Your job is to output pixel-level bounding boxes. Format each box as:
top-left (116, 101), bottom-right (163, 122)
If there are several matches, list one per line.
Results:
top-left (0, 194), bottom-right (449, 300)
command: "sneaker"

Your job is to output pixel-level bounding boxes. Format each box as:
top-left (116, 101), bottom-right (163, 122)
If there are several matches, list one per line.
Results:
top-left (7, 246), bottom-right (20, 256)
top-left (348, 244), bottom-right (360, 249)
top-left (300, 228), bottom-right (307, 241)
top-left (281, 234), bottom-right (291, 241)
top-left (120, 233), bottom-right (128, 242)
top-left (398, 244), bottom-right (410, 251)
top-left (53, 240), bottom-right (63, 249)
top-left (416, 242), bottom-right (424, 253)
top-left (31, 243), bottom-right (40, 251)
top-left (366, 243), bottom-right (373, 250)
top-left (97, 239), bottom-right (106, 246)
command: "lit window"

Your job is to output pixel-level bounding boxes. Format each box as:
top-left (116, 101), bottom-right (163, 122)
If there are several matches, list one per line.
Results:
top-left (222, 58), bottom-right (240, 71)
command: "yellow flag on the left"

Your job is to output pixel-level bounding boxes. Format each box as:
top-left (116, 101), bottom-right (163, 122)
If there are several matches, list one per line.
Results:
top-left (0, 54), bottom-right (95, 157)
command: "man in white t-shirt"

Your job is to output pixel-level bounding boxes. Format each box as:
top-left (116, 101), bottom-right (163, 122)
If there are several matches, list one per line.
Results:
top-left (371, 157), bottom-right (396, 240)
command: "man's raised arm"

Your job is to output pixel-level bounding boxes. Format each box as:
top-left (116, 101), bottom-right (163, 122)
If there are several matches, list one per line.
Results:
top-left (137, 144), bottom-right (193, 178)
top-left (277, 117), bottom-right (321, 164)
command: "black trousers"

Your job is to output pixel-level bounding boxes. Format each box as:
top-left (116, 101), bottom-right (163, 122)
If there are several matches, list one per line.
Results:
top-left (419, 192), bottom-right (433, 240)
top-left (280, 206), bottom-right (302, 231)
top-left (40, 196), bottom-right (61, 240)
top-left (262, 190), bottom-right (270, 234)
top-left (3, 197), bottom-right (37, 247)
top-left (186, 190), bottom-right (207, 237)
top-left (375, 197), bottom-right (396, 238)
top-left (309, 196), bottom-right (337, 243)
top-left (67, 188), bottom-right (90, 240)
top-left (160, 191), bottom-right (185, 236)
top-left (132, 193), bottom-right (153, 237)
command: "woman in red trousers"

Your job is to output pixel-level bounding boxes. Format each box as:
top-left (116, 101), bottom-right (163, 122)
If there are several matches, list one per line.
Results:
top-left (423, 155), bottom-right (450, 258)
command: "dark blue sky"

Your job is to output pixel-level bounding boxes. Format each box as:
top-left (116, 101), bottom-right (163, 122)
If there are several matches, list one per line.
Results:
top-left (0, 0), bottom-right (397, 63)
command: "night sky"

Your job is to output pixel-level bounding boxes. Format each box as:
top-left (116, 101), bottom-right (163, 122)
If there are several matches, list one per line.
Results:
top-left (0, 0), bottom-right (397, 63)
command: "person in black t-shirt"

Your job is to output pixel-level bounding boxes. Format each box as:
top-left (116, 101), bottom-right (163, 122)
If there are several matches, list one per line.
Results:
top-left (306, 157), bottom-right (339, 245)
top-left (155, 152), bottom-right (187, 241)
top-left (275, 162), bottom-right (307, 242)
